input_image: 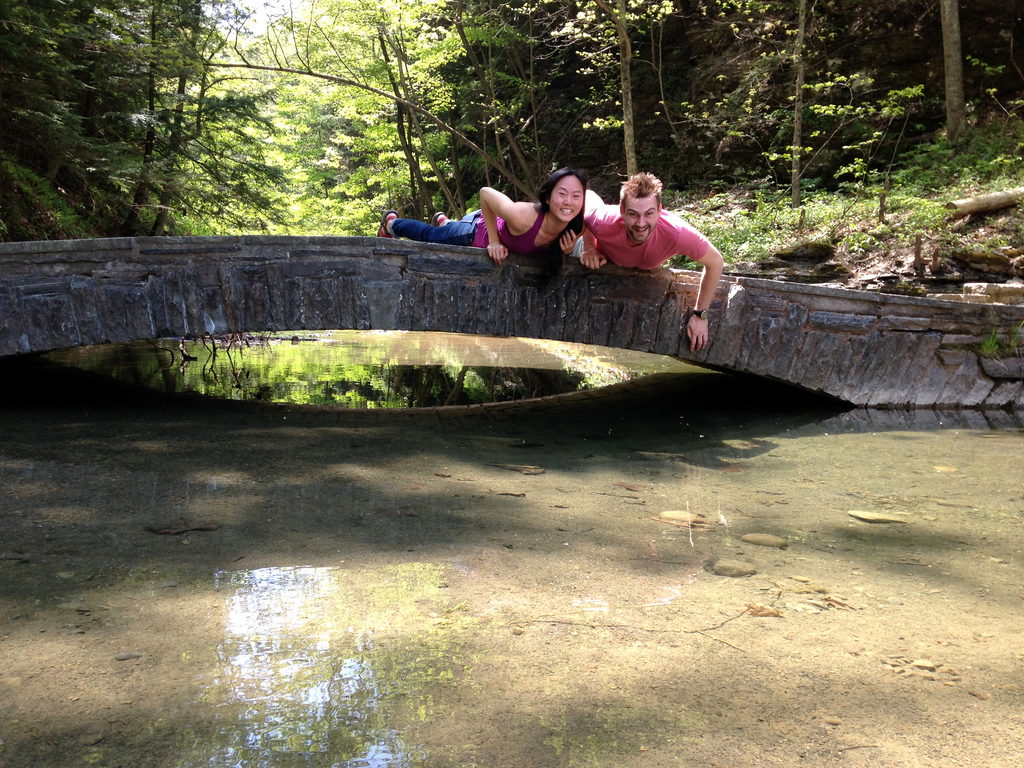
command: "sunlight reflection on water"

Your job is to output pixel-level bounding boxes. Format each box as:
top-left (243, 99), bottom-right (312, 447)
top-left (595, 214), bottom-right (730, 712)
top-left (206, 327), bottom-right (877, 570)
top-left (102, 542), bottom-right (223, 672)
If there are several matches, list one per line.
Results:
top-left (184, 566), bottom-right (437, 767)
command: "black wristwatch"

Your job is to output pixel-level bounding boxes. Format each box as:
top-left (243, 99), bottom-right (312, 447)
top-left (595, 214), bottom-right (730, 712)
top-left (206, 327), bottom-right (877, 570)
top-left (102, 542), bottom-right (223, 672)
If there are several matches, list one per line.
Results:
top-left (691, 308), bottom-right (710, 319)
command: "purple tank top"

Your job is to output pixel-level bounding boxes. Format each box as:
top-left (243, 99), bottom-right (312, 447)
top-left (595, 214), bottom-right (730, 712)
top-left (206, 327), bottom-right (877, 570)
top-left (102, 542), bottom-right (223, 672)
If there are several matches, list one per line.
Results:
top-left (471, 211), bottom-right (548, 255)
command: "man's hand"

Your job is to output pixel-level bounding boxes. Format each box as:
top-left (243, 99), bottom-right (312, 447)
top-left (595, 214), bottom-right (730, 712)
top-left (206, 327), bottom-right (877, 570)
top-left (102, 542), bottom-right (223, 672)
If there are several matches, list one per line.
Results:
top-left (580, 249), bottom-right (607, 270)
top-left (487, 242), bottom-right (509, 263)
top-left (686, 314), bottom-right (709, 352)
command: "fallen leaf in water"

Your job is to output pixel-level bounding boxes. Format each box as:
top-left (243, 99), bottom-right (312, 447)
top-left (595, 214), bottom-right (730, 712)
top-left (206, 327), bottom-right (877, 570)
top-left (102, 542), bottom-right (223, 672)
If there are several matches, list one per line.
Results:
top-left (613, 481), bottom-right (645, 492)
top-left (746, 604), bottom-right (783, 617)
top-left (490, 463), bottom-right (546, 475)
top-left (658, 510), bottom-right (706, 523)
top-left (147, 521), bottom-right (219, 535)
top-left (848, 510), bottom-right (909, 524)
top-left (806, 595), bottom-right (855, 610)
top-left (651, 514), bottom-right (707, 529)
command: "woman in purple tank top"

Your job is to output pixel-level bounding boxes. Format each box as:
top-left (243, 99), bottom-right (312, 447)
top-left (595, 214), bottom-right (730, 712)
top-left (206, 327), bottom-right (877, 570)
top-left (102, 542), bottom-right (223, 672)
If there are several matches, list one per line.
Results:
top-left (377, 168), bottom-right (588, 264)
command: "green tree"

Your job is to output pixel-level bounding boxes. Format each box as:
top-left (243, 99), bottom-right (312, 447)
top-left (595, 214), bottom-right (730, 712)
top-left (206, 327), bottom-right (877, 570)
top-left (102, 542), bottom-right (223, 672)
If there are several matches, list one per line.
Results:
top-left (0, 0), bottom-right (283, 240)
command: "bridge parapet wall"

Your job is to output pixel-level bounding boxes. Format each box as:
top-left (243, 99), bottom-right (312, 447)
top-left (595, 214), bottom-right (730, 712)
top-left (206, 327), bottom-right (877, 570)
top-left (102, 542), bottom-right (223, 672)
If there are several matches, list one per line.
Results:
top-left (1, 235), bottom-right (1022, 409)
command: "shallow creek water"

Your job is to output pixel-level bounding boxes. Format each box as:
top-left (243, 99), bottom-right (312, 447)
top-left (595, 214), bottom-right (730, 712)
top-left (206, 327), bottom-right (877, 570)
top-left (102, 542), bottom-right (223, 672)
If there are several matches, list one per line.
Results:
top-left (0, 335), bottom-right (1022, 768)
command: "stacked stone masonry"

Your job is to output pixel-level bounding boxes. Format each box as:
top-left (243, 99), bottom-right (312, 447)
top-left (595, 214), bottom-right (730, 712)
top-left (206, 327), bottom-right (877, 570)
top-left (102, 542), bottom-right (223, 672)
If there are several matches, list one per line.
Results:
top-left (1, 235), bottom-right (1022, 410)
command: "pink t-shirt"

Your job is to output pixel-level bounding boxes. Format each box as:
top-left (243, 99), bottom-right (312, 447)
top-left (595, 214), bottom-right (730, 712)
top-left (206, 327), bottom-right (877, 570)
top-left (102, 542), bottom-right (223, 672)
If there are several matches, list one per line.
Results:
top-left (584, 205), bottom-right (711, 270)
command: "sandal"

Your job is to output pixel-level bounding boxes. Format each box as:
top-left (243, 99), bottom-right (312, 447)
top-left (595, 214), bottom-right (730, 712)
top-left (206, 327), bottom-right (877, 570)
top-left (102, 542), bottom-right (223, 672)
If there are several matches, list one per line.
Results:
top-left (431, 211), bottom-right (450, 226)
top-left (377, 209), bottom-right (398, 238)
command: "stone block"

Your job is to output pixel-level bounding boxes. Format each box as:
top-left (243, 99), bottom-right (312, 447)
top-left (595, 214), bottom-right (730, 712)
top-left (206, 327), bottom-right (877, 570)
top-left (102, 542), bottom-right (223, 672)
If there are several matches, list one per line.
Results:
top-left (97, 283), bottom-right (157, 342)
top-left (703, 283), bottom-right (750, 369)
top-left (608, 300), bottom-right (638, 351)
top-left (631, 302), bottom-right (662, 354)
top-left (0, 286), bottom-right (27, 355)
top-left (786, 330), bottom-right (844, 393)
top-left (653, 294), bottom-right (684, 358)
top-left (824, 332), bottom-right (875, 400)
top-left (765, 304), bottom-right (810, 380)
top-left (860, 333), bottom-right (941, 407)
top-left (406, 255), bottom-right (494, 278)
top-left (586, 301), bottom-right (614, 347)
top-left (22, 290), bottom-right (81, 350)
top-left (980, 357), bottom-right (1024, 379)
top-left (935, 352), bottom-right (994, 407)
top-left (807, 311), bottom-right (877, 332)
top-left (559, 279), bottom-right (593, 346)
top-left (736, 310), bottom-right (795, 377)
top-left (984, 380), bottom-right (1024, 409)
top-left (509, 286), bottom-right (544, 340)
top-left (68, 276), bottom-right (106, 346)
top-left (877, 316), bottom-right (936, 332)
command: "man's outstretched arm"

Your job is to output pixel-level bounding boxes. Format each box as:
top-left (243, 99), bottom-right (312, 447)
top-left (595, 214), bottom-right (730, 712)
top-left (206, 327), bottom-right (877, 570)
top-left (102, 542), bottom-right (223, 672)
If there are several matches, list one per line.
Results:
top-left (686, 244), bottom-right (725, 352)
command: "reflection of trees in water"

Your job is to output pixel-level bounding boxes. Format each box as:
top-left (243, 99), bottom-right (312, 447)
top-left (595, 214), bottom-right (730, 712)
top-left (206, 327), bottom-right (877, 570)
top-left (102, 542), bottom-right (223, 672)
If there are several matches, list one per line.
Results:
top-left (46, 335), bottom-right (591, 408)
top-left (179, 349), bottom-right (585, 407)
top-left (382, 365), bottom-right (584, 408)
top-left (169, 335), bottom-right (587, 407)
top-left (180, 334), bottom-right (588, 407)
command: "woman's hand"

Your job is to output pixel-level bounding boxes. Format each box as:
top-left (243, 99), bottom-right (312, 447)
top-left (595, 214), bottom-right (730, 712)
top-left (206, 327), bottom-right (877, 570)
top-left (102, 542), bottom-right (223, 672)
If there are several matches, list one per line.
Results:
top-left (559, 229), bottom-right (579, 254)
top-left (487, 242), bottom-right (509, 263)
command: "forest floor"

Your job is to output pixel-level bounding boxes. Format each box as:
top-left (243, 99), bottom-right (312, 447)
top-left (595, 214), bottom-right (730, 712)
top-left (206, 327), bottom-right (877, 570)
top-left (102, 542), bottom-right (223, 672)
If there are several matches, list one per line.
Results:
top-left (684, 192), bottom-right (1024, 304)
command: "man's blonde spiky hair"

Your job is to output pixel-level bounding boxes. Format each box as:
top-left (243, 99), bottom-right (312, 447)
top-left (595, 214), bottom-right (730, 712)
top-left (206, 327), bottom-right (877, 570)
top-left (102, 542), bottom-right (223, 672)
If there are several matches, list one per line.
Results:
top-left (620, 172), bottom-right (663, 206)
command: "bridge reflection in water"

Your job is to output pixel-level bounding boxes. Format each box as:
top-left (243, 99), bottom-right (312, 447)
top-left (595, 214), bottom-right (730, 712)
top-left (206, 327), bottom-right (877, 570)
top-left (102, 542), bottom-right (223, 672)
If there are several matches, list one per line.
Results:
top-left (39, 330), bottom-right (699, 409)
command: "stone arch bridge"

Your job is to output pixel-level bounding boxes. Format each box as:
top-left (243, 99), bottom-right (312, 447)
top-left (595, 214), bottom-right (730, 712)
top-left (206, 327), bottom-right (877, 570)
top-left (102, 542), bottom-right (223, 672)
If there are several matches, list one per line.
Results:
top-left (1, 236), bottom-right (1022, 410)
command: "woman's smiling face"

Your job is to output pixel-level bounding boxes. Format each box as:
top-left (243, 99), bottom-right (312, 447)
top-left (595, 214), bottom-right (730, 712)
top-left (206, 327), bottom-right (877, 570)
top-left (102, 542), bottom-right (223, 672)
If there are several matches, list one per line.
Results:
top-left (548, 174), bottom-right (585, 222)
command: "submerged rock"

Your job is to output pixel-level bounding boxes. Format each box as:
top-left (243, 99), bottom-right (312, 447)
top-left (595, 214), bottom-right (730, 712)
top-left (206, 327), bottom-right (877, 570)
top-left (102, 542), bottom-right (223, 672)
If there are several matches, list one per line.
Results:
top-left (713, 559), bottom-right (757, 577)
top-left (741, 533), bottom-right (788, 548)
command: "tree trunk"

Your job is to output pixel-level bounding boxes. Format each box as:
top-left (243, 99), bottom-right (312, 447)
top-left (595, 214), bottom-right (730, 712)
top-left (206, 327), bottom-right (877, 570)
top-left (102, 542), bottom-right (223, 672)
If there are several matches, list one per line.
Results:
top-left (939, 0), bottom-right (965, 142)
top-left (945, 187), bottom-right (1024, 217)
top-left (118, 8), bottom-right (159, 237)
top-left (595, 0), bottom-right (637, 176)
top-left (791, 0), bottom-right (808, 208)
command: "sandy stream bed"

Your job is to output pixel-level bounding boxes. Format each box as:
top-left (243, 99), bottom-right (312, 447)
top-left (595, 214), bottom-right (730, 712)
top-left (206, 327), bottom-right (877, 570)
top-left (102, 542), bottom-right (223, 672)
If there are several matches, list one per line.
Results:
top-left (1, 370), bottom-right (1022, 768)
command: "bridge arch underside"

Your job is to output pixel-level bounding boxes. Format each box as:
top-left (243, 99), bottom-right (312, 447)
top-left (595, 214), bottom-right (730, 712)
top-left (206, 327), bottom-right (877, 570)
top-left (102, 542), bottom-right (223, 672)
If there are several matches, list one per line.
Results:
top-left (1, 235), bottom-right (1022, 410)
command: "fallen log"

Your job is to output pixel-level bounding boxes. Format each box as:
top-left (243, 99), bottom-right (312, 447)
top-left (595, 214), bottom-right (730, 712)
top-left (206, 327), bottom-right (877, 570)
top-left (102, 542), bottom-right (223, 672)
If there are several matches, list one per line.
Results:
top-left (945, 187), bottom-right (1024, 218)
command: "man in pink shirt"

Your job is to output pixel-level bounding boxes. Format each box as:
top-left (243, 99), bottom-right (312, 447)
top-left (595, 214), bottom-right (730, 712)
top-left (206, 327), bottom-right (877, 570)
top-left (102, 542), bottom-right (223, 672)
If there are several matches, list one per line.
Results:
top-left (581, 172), bottom-right (725, 352)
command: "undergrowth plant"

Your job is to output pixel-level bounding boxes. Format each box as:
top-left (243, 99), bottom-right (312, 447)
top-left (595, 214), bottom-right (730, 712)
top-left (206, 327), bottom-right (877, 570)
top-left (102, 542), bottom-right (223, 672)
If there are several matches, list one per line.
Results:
top-left (673, 116), bottom-right (1023, 266)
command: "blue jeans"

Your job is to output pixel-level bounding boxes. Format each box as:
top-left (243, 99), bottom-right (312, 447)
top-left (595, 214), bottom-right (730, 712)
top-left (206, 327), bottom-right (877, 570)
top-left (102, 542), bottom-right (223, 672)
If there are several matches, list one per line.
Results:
top-left (391, 211), bottom-right (481, 246)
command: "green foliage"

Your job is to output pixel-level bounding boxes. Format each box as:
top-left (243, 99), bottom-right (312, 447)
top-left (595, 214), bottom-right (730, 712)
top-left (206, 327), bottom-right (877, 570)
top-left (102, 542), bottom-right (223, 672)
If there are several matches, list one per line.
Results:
top-left (0, 156), bottom-right (94, 241)
top-left (978, 323), bottom-right (1024, 360)
top-left (0, 0), bottom-right (286, 240)
top-left (2, 0), bottom-right (1022, 244)
top-left (891, 119), bottom-right (1024, 195)
top-left (680, 113), bottom-right (1023, 272)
